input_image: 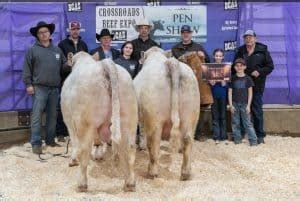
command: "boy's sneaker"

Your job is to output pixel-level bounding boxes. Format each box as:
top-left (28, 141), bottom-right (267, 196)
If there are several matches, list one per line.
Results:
top-left (250, 142), bottom-right (258, 146)
top-left (234, 140), bottom-right (242, 145)
top-left (258, 137), bottom-right (265, 144)
top-left (32, 146), bottom-right (42, 154)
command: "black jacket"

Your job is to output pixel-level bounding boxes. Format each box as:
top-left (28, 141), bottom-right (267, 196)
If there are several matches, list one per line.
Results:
top-left (233, 42), bottom-right (274, 93)
top-left (131, 37), bottom-right (159, 61)
top-left (171, 41), bottom-right (210, 63)
top-left (90, 46), bottom-right (120, 60)
top-left (58, 36), bottom-right (88, 56)
top-left (58, 36), bottom-right (88, 82)
top-left (114, 56), bottom-right (139, 79)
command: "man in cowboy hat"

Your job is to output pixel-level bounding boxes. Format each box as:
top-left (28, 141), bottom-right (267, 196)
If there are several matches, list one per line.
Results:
top-left (90, 28), bottom-right (120, 61)
top-left (23, 21), bottom-right (68, 154)
top-left (131, 18), bottom-right (159, 149)
top-left (56, 21), bottom-right (89, 142)
top-left (131, 18), bottom-right (159, 66)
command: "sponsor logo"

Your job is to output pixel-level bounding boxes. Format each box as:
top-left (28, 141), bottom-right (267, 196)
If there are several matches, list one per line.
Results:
top-left (224, 41), bottom-right (237, 51)
top-left (224, 0), bottom-right (238, 10)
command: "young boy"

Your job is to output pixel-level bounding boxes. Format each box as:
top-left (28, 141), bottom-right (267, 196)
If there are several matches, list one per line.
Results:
top-left (228, 58), bottom-right (258, 146)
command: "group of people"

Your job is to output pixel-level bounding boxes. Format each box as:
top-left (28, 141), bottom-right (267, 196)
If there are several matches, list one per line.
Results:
top-left (22, 18), bottom-right (273, 154)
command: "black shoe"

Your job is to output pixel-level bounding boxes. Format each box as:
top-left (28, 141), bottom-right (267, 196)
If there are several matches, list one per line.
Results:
top-left (46, 142), bottom-right (61, 147)
top-left (194, 136), bottom-right (201, 141)
top-left (57, 136), bottom-right (66, 142)
top-left (234, 140), bottom-right (242, 145)
top-left (32, 146), bottom-right (42, 154)
top-left (258, 137), bottom-right (265, 144)
top-left (250, 142), bottom-right (258, 147)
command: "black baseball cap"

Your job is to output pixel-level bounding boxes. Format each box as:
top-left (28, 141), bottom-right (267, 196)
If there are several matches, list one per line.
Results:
top-left (181, 25), bottom-right (192, 33)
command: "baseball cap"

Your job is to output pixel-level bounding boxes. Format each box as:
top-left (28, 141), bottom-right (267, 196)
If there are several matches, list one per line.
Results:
top-left (243, 29), bottom-right (256, 37)
top-left (234, 58), bottom-right (246, 66)
top-left (181, 25), bottom-right (192, 33)
top-left (69, 21), bottom-right (81, 30)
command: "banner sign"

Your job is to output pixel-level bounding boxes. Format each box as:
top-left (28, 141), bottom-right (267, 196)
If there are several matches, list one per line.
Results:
top-left (96, 6), bottom-right (207, 43)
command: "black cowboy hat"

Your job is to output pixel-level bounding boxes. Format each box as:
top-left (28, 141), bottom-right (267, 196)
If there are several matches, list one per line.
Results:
top-left (30, 21), bottom-right (55, 37)
top-left (96, 28), bottom-right (114, 41)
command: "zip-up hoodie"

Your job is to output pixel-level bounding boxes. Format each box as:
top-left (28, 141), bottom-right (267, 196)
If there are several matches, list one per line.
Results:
top-left (23, 40), bottom-right (66, 87)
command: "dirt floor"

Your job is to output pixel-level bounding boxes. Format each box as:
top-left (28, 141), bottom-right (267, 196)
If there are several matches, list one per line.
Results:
top-left (0, 135), bottom-right (299, 200)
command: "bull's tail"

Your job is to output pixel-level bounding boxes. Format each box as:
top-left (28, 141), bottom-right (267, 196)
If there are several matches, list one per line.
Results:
top-left (165, 57), bottom-right (181, 154)
top-left (102, 59), bottom-right (121, 144)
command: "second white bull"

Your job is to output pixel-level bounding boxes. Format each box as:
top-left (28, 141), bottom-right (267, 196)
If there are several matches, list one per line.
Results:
top-left (133, 47), bottom-right (200, 180)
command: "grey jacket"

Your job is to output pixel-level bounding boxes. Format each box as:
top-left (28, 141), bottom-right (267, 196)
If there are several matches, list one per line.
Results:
top-left (22, 40), bottom-right (66, 88)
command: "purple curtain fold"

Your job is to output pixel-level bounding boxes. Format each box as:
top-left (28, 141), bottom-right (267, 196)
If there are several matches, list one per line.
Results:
top-left (238, 2), bottom-right (300, 104)
top-left (283, 3), bottom-right (300, 104)
top-left (0, 2), bottom-right (299, 112)
top-left (0, 3), bottom-right (65, 111)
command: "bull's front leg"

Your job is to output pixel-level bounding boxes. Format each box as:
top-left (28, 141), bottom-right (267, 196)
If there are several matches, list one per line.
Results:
top-left (123, 143), bottom-right (136, 192)
top-left (147, 127), bottom-right (161, 178)
top-left (180, 134), bottom-right (193, 181)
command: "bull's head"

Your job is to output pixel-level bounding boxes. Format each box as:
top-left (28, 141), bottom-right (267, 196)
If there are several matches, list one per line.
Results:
top-left (144, 46), bottom-right (164, 61)
top-left (71, 51), bottom-right (92, 66)
top-left (178, 51), bottom-right (205, 79)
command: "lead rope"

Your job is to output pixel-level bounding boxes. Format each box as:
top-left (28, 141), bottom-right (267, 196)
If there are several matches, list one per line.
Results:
top-left (37, 138), bottom-right (71, 162)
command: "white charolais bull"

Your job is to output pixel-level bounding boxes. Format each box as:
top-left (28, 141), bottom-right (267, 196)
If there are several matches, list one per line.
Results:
top-left (133, 47), bottom-right (200, 180)
top-left (61, 52), bottom-right (138, 192)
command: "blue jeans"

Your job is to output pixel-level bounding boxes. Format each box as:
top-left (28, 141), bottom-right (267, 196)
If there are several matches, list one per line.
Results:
top-left (56, 89), bottom-right (68, 137)
top-left (31, 85), bottom-right (59, 146)
top-left (251, 92), bottom-right (265, 138)
top-left (231, 102), bottom-right (257, 144)
top-left (211, 98), bottom-right (227, 140)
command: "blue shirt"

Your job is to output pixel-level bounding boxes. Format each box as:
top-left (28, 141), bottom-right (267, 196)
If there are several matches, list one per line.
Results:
top-left (211, 82), bottom-right (228, 99)
top-left (104, 50), bottom-right (113, 59)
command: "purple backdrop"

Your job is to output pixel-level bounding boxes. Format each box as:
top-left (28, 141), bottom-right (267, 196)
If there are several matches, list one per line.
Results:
top-left (0, 2), bottom-right (299, 111)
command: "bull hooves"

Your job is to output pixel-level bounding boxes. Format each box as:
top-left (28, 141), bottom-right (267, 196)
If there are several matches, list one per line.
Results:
top-left (147, 173), bottom-right (158, 179)
top-left (76, 184), bottom-right (88, 192)
top-left (137, 146), bottom-right (147, 151)
top-left (180, 173), bottom-right (191, 181)
top-left (92, 157), bottom-right (103, 162)
top-left (69, 160), bottom-right (79, 167)
top-left (123, 183), bottom-right (136, 192)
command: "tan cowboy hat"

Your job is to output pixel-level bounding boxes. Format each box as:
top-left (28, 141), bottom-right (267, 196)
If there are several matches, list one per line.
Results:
top-left (134, 18), bottom-right (153, 32)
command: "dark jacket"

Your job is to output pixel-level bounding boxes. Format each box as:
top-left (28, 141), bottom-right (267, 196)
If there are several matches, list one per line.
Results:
top-left (90, 46), bottom-right (120, 60)
top-left (114, 56), bottom-right (139, 79)
top-left (58, 36), bottom-right (88, 56)
top-left (23, 40), bottom-right (66, 88)
top-left (171, 41), bottom-right (210, 63)
top-left (58, 36), bottom-right (88, 82)
top-left (131, 36), bottom-right (159, 61)
top-left (233, 42), bottom-right (274, 93)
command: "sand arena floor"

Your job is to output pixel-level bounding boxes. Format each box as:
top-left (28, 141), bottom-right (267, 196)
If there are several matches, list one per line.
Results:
top-left (0, 135), bottom-right (299, 200)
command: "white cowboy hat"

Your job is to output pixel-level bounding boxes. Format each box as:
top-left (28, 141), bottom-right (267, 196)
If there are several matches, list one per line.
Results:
top-left (134, 18), bottom-right (153, 32)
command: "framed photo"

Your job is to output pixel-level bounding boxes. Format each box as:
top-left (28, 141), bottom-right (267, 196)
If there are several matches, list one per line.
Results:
top-left (201, 63), bottom-right (231, 82)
